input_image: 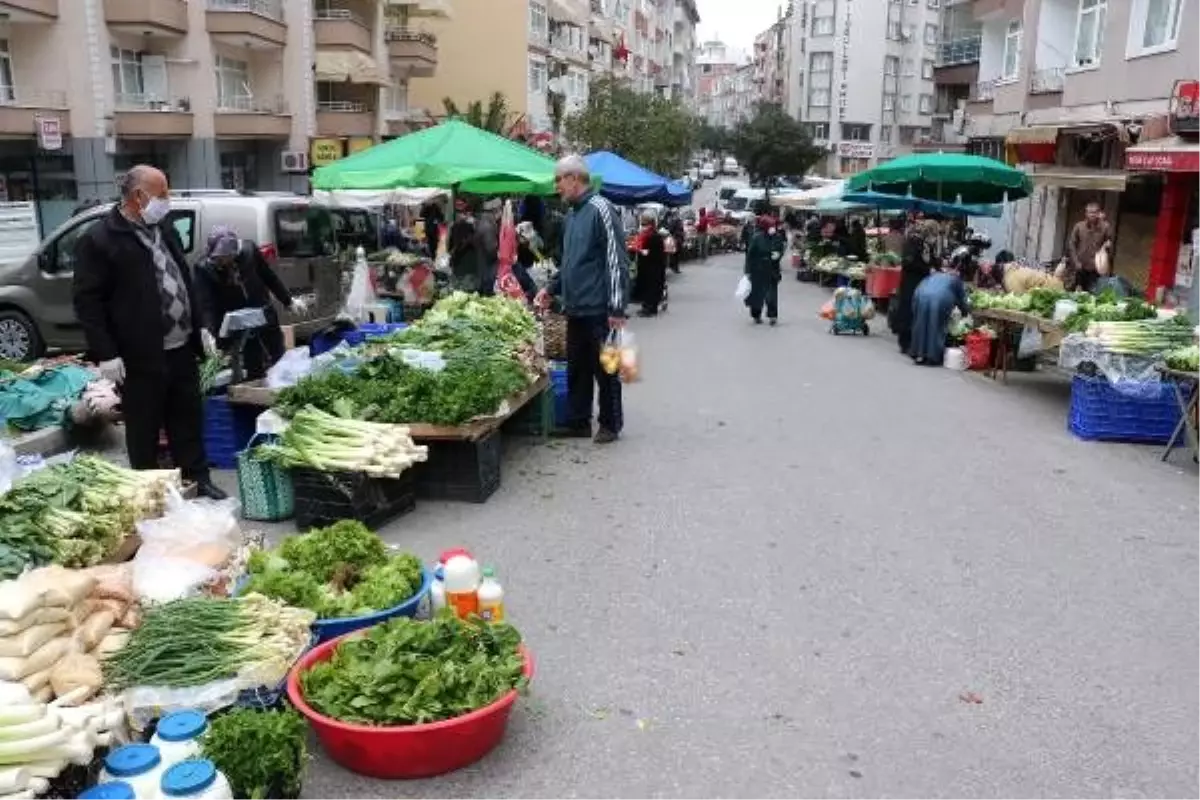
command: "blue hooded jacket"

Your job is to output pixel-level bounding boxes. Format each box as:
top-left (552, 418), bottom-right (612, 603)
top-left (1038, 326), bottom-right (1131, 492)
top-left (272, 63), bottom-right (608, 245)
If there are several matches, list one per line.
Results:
top-left (550, 189), bottom-right (629, 318)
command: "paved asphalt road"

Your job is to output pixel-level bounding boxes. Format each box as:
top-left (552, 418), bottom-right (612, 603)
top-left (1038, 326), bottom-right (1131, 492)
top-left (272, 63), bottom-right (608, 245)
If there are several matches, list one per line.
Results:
top-left (288, 241), bottom-right (1198, 798)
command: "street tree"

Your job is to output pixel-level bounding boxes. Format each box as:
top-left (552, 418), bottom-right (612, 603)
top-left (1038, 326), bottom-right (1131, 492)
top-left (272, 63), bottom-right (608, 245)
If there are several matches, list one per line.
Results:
top-left (564, 76), bottom-right (698, 176)
top-left (442, 92), bottom-right (520, 137)
top-left (698, 121), bottom-right (732, 161)
top-left (731, 102), bottom-right (824, 203)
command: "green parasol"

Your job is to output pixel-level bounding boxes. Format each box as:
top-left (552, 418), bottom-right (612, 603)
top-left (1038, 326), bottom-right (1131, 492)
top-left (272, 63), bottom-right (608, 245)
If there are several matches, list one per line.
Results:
top-left (845, 152), bottom-right (1032, 205)
top-left (311, 119), bottom-right (565, 195)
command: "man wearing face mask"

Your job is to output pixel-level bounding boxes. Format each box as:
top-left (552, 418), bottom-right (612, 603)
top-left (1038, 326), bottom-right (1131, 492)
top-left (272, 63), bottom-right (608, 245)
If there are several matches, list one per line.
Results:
top-left (72, 165), bottom-right (226, 500)
top-left (193, 226), bottom-right (307, 381)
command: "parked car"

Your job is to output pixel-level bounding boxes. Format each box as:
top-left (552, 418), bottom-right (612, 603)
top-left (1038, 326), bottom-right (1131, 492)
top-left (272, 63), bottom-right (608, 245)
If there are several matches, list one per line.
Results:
top-left (716, 180), bottom-right (749, 211)
top-left (0, 191), bottom-right (372, 361)
top-left (723, 156), bottom-right (740, 175)
top-left (700, 162), bottom-right (717, 179)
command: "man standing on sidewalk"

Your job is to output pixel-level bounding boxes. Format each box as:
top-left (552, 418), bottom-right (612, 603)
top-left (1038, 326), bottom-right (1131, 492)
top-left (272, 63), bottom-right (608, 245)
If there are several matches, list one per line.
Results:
top-left (536, 155), bottom-right (629, 444)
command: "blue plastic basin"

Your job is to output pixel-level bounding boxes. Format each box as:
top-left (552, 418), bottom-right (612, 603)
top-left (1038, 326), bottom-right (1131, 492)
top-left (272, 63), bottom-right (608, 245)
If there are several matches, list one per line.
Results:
top-left (309, 566), bottom-right (433, 645)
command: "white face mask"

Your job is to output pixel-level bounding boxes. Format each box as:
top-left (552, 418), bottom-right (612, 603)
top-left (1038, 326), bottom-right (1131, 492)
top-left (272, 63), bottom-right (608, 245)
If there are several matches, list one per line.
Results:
top-left (140, 194), bottom-right (171, 225)
top-left (768, 227), bottom-right (777, 236)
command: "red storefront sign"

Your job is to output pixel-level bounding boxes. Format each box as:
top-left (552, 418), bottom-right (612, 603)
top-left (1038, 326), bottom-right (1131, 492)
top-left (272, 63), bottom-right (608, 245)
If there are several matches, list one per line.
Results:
top-left (1169, 79), bottom-right (1199, 136)
top-left (1125, 146), bottom-right (1200, 173)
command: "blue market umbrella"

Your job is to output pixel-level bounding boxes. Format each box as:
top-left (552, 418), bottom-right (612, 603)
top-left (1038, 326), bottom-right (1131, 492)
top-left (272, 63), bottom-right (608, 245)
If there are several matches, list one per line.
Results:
top-left (583, 151), bottom-right (693, 207)
top-left (840, 190), bottom-right (1003, 218)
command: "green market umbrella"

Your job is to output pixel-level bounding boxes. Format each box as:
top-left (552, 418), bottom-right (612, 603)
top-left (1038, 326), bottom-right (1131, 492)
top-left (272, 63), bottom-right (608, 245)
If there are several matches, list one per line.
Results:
top-left (311, 119), bottom-right (563, 195)
top-left (845, 152), bottom-right (1033, 205)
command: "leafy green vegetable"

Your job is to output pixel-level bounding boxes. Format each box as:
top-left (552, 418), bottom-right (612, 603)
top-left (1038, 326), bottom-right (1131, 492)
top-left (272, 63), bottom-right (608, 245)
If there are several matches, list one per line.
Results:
top-left (1164, 344), bottom-right (1199, 372)
top-left (276, 520), bottom-right (388, 583)
top-left (201, 708), bottom-right (308, 800)
top-left (299, 613), bottom-right (526, 726)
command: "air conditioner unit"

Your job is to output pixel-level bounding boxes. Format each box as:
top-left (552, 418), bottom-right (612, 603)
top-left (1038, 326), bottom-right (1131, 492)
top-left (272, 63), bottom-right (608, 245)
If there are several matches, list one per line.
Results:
top-left (281, 151), bottom-right (309, 173)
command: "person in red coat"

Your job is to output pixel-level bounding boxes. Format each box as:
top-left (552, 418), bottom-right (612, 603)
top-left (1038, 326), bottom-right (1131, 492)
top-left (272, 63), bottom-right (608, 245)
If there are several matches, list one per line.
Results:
top-left (696, 207), bottom-right (710, 261)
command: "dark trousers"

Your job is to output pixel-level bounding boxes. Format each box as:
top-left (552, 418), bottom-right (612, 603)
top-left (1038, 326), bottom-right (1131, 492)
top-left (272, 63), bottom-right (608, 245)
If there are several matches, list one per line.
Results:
top-left (566, 315), bottom-right (623, 434)
top-left (747, 274), bottom-right (779, 320)
top-left (640, 262), bottom-right (666, 315)
top-left (123, 346), bottom-right (208, 481)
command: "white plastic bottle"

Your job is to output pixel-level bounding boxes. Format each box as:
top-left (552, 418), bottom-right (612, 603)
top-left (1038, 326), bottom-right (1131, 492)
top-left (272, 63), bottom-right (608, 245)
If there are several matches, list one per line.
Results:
top-left (159, 760), bottom-right (233, 800)
top-left (430, 566), bottom-right (447, 614)
top-left (443, 554), bottom-right (481, 618)
top-left (149, 710), bottom-right (208, 769)
top-left (99, 744), bottom-right (167, 799)
top-left (476, 566), bottom-right (505, 623)
top-left (78, 783), bottom-right (137, 800)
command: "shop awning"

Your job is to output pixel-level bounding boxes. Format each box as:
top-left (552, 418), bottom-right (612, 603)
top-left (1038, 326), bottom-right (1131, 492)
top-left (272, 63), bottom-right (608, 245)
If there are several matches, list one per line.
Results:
top-left (1029, 166), bottom-right (1128, 192)
top-left (1125, 136), bottom-right (1200, 173)
top-left (1006, 126), bottom-right (1060, 145)
top-left (315, 50), bottom-right (390, 85)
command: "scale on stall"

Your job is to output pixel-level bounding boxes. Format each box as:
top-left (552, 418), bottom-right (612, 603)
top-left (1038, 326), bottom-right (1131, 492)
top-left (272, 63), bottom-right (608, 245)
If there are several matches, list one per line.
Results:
top-left (220, 307), bottom-right (269, 384)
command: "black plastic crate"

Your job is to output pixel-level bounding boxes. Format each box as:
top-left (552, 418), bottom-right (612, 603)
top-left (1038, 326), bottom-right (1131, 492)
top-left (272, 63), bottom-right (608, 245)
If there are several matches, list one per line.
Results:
top-left (291, 467), bottom-right (416, 530)
top-left (413, 429), bottom-right (502, 503)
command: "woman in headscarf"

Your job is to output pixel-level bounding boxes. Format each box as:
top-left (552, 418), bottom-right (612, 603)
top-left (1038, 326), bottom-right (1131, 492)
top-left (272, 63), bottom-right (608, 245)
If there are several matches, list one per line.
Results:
top-left (513, 221), bottom-right (542, 302)
top-left (744, 215), bottom-right (785, 325)
top-left (193, 225), bottom-right (306, 380)
top-left (634, 210), bottom-right (667, 317)
top-left (909, 263), bottom-right (971, 365)
top-left (847, 219), bottom-right (869, 261)
top-left (890, 217), bottom-right (939, 354)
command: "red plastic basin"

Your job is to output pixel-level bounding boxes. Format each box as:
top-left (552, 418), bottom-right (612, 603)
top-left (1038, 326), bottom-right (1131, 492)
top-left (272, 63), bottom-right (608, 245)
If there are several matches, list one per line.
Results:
top-left (286, 631), bottom-right (534, 779)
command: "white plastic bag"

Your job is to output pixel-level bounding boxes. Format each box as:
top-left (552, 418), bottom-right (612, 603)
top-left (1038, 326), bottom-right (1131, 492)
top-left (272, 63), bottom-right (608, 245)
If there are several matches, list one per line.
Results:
top-left (0, 442), bottom-right (18, 495)
top-left (265, 347), bottom-right (312, 389)
top-left (943, 347), bottom-right (968, 371)
top-left (132, 556), bottom-right (218, 604)
top-left (1018, 324), bottom-right (1043, 358)
top-left (342, 248), bottom-right (377, 322)
top-left (735, 275), bottom-right (752, 302)
top-left (124, 678), bottom-right (243, 733)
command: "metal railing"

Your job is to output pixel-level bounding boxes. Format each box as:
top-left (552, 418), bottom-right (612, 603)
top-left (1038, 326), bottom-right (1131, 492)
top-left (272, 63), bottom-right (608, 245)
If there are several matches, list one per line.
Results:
top-left (207, 0), bottom-right (283, 19)
top-left (384, 26), bottom-right (436, 45)
top-left (971, 79), bottom-right (995, 102)
top-left (1029, 67), bottom-right (1064, 94)
top-left (316, 100), bottom-right (368, 113)
top-left (0, 89), bottom-right (67, 108)
top-left (115, 94), bottom-right (192, 112)
top-left (937, 35), bottom-right (981, 66)
top-left (313, 7), bottom-right (366, 25)
top-left (216, 95), bottom-right (288, 113)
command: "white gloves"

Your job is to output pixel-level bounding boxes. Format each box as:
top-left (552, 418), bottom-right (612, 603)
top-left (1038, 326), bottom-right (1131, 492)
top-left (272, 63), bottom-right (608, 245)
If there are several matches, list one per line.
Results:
top-left (97, 357), bottom-right (125, 385)
top-left (291, 296), bottom-right (310, 315)
top-left (200, 329), bottom-right (219, 357)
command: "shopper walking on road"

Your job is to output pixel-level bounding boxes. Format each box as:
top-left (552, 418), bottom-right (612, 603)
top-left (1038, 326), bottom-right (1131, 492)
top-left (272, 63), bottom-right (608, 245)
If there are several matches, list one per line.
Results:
top-left (536, 155), bottom-right (629, 444)
top-left (696, 207), bottom-right (710, 261)
top-left (72, 164), bottom-right (226, 500)
top-left (744, 215), bottom-right (784, 325)
top-left (635, 211), bottom-right (666, 317)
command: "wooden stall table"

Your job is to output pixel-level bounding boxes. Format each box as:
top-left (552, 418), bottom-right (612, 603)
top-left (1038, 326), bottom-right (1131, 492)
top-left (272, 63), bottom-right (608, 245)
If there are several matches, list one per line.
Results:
top-left (1157, 366), bottom-right (1199, 464)
top-left (972, 308), bottom-right (1065, 384)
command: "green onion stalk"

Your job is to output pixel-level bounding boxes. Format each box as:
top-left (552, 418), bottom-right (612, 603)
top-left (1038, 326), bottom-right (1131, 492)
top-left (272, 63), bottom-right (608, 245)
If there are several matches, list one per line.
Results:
top-left (255, 406), bottom-right (429, 478)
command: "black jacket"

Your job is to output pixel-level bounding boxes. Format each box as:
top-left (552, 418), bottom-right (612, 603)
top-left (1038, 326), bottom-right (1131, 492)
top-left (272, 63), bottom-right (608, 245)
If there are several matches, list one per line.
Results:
top-left (193, 240), bottom-right (292, 337)
top-left (73, 206), bottom-right (203, 371)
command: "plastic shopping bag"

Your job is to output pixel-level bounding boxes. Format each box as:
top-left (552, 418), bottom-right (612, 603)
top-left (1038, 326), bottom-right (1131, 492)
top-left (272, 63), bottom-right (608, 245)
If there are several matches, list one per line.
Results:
top-left (1018, 324), bottom-right (1043, 358)
top-left (819, 300), bottom-right (835, 321)
top-left (735, 275), bottom-right (752, 302)
top-left (342, 251), bottom-right (377, 322)
top-left (616, 330), bottom-right (640, 383)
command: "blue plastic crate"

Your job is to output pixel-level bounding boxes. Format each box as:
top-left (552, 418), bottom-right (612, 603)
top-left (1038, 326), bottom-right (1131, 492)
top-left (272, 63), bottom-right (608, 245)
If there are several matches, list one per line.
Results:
top-left (1067, 375), bottom-right (1182, 445)
top-left (549, 360), bottom-right (569, 427)
top-left (204, 396), bottom-right (257, 469)
top-left (342, 322), bottom-right (408, 347)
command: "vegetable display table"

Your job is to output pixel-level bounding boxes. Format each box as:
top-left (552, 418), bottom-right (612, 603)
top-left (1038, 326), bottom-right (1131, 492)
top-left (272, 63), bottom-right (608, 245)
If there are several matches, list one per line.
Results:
top-left (1157, 366), bottom-right (1199, 464)
top-left (972, 309), bottom-right (1065, 384)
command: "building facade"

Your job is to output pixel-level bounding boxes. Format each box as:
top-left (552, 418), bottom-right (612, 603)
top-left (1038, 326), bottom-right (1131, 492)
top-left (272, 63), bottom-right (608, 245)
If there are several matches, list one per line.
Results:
top-left (752, 7), bottom-right (790, 110)
top-left (694, 39), bottom-right (750, 129)
top-left (786, 0), bottom-right (941, 176)
top-left (0, 0), bottom-right (445, 234)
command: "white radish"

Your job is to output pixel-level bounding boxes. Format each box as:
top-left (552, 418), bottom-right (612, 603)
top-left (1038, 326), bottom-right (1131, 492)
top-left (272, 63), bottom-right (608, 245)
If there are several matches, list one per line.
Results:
top-left (22, 760), bottom-right (66, 779)
top-left (0, 767), bottom-right (29, 794)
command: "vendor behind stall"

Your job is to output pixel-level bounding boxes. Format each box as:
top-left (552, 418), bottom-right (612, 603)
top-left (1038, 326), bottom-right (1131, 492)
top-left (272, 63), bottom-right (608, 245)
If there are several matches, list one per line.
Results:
top-left (194, 226), bottom-right (307, 381)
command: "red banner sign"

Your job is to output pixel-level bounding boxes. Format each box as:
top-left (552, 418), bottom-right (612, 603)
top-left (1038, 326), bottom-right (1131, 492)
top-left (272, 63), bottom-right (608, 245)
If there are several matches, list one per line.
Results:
top-left (1125, 147), bottom-right (1200, 173)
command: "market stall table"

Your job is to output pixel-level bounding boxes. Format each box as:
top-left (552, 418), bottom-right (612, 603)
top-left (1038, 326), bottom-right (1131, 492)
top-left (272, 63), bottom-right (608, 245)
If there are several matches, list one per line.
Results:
top-left (972, 308), bottom-right (1066, 383)
top-left (1157, 365), bottom-right (1199, 463)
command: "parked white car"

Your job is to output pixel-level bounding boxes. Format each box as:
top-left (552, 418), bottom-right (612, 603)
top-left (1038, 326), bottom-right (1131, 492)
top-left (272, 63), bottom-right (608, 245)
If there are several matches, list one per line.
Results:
top-left (700, 162), bottom-right (717, 179)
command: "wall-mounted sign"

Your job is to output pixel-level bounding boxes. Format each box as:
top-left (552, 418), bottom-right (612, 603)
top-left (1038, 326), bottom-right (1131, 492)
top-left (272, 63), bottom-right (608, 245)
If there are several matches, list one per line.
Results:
top-left (1169, 79), bottom-right (1198, 136)
top-left (35, 116), bottom-right (62, 151)
top-left (837, 0), bottom-right (853, 122)
top-left (837, 141), bottom-right (875, 159)
top-left (310, 138), bottom-right (345, 166)
top-left (348, 137), bottom-right (374, 154)
top-left (1125, 147), bottom-right (1200, 173)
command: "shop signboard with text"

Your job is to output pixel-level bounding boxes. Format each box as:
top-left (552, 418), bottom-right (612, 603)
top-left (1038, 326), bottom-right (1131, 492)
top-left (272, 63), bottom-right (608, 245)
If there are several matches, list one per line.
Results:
top-left (836, 141), bottom-right (875, 160)
top-left (310, 138), bottom-right (345, 167)
top-left (1125, 148), bottom-right (1200, 173)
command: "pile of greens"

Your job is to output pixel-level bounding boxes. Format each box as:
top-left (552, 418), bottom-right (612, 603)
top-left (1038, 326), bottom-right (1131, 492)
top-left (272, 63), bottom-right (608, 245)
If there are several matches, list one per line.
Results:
top-left (1165, 344), bottom-right (1199, 372)
top-left (243, 521), bottom-right (425, 619)
top-left (299, 612), bottom-right (526, 726)
top-left (275, 293), bottom-right (537, 426)
top-left (201, 708), bottom-right (308, 800)
top-left (971, 286), bottom-right (1160, 334)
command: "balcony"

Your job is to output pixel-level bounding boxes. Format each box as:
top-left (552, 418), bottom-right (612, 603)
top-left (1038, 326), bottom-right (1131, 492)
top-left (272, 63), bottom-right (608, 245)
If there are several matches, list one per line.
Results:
top-left (206, 0), bottom-right (287, 48)
top-left (113, 94), bottom-right (193, 138)
top-left (214, 96), bottom-right (291, 138)
top-left (0, 90), bottom-right (69, 136)
top-left (970, 78), bottom-right (996, 102)
top-left (937, 35), bottom-right (981, 67)
top-left (315, 99), bottom-right (375, 137)
top-left (0, 0), bottom-right (58, 21)
top-left (313, 7), bottom-right (372, 52)
top-left (549, 35), bottom-right (588, 66)
top-left (104, 0), bottom-right (188, 37)
top-left (1029, 67), bottom-right (1064, 95)
top-left (385, 28), bottom-right (437, 77)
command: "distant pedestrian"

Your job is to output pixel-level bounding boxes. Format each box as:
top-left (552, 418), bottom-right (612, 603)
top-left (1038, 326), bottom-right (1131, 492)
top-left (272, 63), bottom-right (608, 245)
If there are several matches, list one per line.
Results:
top-left (744, 215), bottom-right (784, 325)
top-left (696, 207), bottom-right (710, 260)
top-left (634, 211), bottom-right (666, 317)
top-left (536, 155), bottom-right (630, 444)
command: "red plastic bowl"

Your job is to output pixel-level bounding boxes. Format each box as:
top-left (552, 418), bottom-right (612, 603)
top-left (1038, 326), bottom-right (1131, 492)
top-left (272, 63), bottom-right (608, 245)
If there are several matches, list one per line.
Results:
top-left (285, 631), bottom-right (533, 779)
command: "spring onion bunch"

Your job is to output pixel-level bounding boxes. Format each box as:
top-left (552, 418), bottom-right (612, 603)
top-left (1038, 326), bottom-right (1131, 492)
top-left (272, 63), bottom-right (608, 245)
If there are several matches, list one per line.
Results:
top-left (255, 406), bottom-right (428, 477)
top-left (1084, 317), bottom-right (1195, 356)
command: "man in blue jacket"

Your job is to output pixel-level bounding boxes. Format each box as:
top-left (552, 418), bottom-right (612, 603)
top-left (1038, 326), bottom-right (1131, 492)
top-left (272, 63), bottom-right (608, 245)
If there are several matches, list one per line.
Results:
top-left (536, 155), bottom-right (630, 444)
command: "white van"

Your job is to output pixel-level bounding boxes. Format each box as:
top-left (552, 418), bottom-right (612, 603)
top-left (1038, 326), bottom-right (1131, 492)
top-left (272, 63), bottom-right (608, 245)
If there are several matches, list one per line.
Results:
top-left (722, 157), bottom-right (740, 175)
top-left (723, 188), bottom-right (769, 223)
top-left (716, 181), bottom-right (749, 211)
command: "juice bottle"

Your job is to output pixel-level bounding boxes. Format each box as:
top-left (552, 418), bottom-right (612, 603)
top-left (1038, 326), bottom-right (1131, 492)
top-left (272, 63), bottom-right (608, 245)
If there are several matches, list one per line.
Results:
top-left (443, 555), bottom-right (480, 618)
top-left (430, 566), bottom-right (447, 614)
top-left (477, 567), bottom-right (505, 623)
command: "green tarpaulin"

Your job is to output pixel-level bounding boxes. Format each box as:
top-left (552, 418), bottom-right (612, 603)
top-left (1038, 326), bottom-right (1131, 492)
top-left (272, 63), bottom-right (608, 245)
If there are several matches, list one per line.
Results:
top-left (311, 119), bottom-right (564, 196)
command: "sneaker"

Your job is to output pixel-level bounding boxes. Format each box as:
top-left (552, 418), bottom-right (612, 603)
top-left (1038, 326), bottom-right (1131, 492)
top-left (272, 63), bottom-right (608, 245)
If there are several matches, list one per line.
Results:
top-left (593, 427), bottom-right (619, 444)
top-left (752, 316), bottom-right (762, 325)
top-left (768, 318), bottom-right (778, 326)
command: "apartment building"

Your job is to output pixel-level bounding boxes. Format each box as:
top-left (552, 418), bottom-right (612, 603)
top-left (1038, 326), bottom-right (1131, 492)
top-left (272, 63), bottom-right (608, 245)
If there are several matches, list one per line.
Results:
top-left (0, 0), bottom-right (444, 234)
top-left (694, 39), bottom-right (751, 128)
top-left (958, 0), bottom-right (1197, 297)
top-left (752, 7), bottom-right (790, 109)
top-left (786, 0), bottom-right (942, 176)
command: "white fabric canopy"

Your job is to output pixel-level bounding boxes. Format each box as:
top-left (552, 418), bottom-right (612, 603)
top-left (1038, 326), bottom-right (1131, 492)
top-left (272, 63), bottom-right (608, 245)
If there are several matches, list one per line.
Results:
top-left (772, 180), bottom-right (847, 209)
top-left (311, 187), bottom-right (449, 208)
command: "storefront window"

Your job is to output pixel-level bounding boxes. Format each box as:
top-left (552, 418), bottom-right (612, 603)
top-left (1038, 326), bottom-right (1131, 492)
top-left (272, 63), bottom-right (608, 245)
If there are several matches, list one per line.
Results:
top-left (0, 40), bottom-right (14, 103)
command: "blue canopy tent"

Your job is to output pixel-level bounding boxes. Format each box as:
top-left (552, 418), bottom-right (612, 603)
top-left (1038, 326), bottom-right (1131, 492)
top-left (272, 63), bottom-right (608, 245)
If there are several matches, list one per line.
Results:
top-left (583, 151), bottom-right (693, 207)
top-left (838, 190), bottom-right (1003, 218)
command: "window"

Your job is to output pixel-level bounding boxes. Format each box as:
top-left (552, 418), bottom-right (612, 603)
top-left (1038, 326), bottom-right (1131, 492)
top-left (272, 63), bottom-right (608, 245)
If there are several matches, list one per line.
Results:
top-left (48, 219), bottom-right (101, 274)
top-left (110, 47), bottom-right (144, 101)
top-left (922, 59), bottom-right (935, 79)
top-left (887, 20), bottom-right (902, 39)
top-left (529, 1), bottom-right (547, 38)
top-left (384, 82), bottom-right (408, 114)
top-left (880, 125), bottom-right (893, 143)
top-left (807, 122), bottom-right (829, 140)
top-left (528, 56), bottom-right (547, 92)
top-left (0, 39), bottom-right (12, 103)
top-left (839, 157), bottom-right (870, 175)
top-left (924, 23), bottom-right (939, 45)
top-left (166, 211), bottom-right (196, 254)
top-left (883, 92), bottom-right (896, 112)
top-left (1001, 20), bottom-right (1022, 79)
top-left (1072, 0), bottom-right (1106, 68)
top-left (842, 123), bottom-right (870, 140)
top-left (1128, 0), bottom-right (1183, 55)
top-left (809, 88), bottom-right (831, 107)
top-left (884, 56), bottom-right (900, 76)
top-left (812, 16), bottom-right (834, 36)
top-left (927, 0), bottom-right (940, 6)
top-left (900, 94), bottom-right (913, 112)
top-left (214, 55), bottom-right (250, 109)
top-left (810, 52), bottom-right (833, 76)
top-left (919, 94), bottom-right (933, 114)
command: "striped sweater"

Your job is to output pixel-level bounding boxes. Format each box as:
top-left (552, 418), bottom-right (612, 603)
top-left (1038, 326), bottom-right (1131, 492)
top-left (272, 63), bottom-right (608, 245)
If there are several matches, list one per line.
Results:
top-left (550, 190), bottom-right (629, 318)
